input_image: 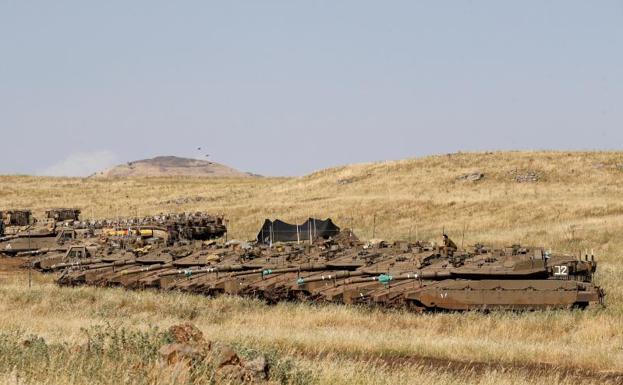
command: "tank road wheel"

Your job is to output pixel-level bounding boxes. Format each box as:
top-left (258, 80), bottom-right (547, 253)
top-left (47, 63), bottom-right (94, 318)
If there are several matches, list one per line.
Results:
top-left (405, 300), bottom-right (427, 313)
top-left (572, 302), bottom-right (589, 310)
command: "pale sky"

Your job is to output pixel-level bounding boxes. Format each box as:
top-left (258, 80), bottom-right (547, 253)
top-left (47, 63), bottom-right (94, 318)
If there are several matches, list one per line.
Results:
top-left (1, 1), bottom-right (622, 176)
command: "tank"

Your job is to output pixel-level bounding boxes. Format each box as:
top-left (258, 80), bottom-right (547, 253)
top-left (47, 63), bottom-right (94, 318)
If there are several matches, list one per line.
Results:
top-left (46, 208), bottom-right (81, 221)
top-left (50, 233), bottom-right (604, 311)
top-left (31, 245), bottom-right (102, 271)
top-left (1, 209), bottom-right (34, 227)
top-left (99, 212), bottom-right (227, 243)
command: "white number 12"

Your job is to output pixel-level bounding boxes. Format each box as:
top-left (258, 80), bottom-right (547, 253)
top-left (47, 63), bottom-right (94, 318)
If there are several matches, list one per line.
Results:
top-left (554, 265), bottom-right (568, 276)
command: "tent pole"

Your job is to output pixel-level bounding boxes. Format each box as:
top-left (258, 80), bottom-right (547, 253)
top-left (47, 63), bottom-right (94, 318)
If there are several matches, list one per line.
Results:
top-left (372, 213), bottom-right (376, 239)
top-left (314, 218), bottom-right (317, 239)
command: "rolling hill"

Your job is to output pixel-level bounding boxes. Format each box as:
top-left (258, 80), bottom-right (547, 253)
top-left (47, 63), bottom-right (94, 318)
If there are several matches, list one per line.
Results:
top-left (92, 156), bottom-right (258, 178)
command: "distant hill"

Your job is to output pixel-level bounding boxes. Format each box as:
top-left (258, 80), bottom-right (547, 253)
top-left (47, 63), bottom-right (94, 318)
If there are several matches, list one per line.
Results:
top-left (91, 156), bottom-right (259, 178)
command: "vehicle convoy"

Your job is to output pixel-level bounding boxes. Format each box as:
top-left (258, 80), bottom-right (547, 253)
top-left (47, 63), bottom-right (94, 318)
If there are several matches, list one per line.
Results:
top-left (39, 216), bottom-right (604, 311)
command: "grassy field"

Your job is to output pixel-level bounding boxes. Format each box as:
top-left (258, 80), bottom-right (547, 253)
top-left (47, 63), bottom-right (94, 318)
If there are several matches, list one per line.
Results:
top-left (1, 151), bottom-right (623, 384)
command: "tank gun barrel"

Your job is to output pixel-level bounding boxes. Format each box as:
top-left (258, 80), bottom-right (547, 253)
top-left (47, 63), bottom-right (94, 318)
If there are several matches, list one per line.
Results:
top-left (0, 235), bottom-right (18, 242)
top-left (80, 259), bottom-right (137, 271)
top-left (310, 270), bottom-right (452, 286)
top-left (295, 271), bottom-right (366, 284)
top-left (51, 258), bottom-right (104, 269)
top-left (158, 264), bottom-right (250, 277)
top-left (260, 264), bottom-right (329, 276)
top-left (116, 263), bottom-right (172, 276)
top-left (16, 247), bottom-right (66, 257)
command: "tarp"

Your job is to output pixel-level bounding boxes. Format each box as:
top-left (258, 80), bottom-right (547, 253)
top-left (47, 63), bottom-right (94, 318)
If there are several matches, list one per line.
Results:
top-left (256, 218), bottom-right (340, 244)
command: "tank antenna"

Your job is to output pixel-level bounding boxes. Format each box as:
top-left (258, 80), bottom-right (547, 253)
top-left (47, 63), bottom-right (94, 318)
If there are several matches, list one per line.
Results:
top-left (461, 223), bottom-right (466, 249)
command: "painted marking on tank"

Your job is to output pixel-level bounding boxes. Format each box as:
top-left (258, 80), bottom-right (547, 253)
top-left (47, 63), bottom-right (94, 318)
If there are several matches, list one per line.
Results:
top-left (554, 266), bottom-right (568, 276)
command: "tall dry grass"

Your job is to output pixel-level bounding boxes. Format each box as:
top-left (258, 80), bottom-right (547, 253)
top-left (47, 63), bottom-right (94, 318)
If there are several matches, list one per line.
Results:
top-left (0, 274), bottom-right (620, 385)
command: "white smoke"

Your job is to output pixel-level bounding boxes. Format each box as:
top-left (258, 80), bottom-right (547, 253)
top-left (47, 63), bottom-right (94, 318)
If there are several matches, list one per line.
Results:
top-left (37, 150), bottom-right (118, 177)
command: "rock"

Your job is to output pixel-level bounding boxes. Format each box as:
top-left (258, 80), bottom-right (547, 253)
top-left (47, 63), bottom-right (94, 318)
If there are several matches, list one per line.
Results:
top-left (215, 364), bottom-right (268, 384)
top-left (514, 172), bottom-right (539, 183)
top-left (159, 343), bottom-right (207, 365)
top-left (160, 323), bottom-right (271, 383)
top-left (215, 364), bottom-right (248, 384)
top-left (243, 355), bottom-right (269, 379)
top-left (456, 172), bottom-right (484, 182)
top-left (213, 343), bottom-right (240, 368)
top-left (508, 168), bottom-right (540, 183)
top-left (210, 347), bottom-right (270, 383)
top-left (168, 322), bottom-right (205, 344)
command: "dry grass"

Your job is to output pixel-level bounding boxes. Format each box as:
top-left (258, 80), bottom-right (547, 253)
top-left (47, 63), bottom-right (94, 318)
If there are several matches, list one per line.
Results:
top-left (3, 151), bottom-right (623, 249)
top-left (0, 274), bottom-right (620, 385)
top-left (2, 151), bottom-right (623, 384)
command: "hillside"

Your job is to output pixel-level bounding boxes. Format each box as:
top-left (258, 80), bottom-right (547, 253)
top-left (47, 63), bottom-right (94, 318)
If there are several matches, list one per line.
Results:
top-left (3, 151), bottom-right (623, 250)
top-left (2, 150), bottom-right (623, 385)
top-left (92, 155), bottom-right (258, 178)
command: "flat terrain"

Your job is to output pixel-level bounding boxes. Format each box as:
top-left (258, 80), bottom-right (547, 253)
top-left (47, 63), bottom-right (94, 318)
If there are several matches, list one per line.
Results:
top-left (1, 151), bottom-right (623, 384)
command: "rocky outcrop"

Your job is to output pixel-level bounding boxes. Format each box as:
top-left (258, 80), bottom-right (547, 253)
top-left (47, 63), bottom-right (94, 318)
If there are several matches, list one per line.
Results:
top-left (158, 323), bottom-right (270, 384)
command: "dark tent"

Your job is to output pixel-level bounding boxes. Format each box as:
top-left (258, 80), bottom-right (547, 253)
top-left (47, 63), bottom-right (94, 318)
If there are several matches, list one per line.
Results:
top-left (256, 218), bottom-right (340, 244)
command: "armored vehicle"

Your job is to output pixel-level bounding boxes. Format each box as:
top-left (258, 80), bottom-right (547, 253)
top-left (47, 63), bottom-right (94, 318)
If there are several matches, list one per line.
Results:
top-left (32, 245), bottom-right (101, 271)
top-left (99, 212), bottom-right (227, 243)
top-left (46, 208), bottom-right (81, 222)
top-left (1, 228), bottom-right (81, 256)
top-left (1, 209), bottom-right (34, 227)
top-left (52, 233), bottom-right (604, 311)
top-left (1, 209), bottom-right (36, 236)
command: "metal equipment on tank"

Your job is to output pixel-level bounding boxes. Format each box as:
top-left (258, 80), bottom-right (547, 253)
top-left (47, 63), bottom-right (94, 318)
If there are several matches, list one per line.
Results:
top-left (46, 208), bottom-right (81, 222)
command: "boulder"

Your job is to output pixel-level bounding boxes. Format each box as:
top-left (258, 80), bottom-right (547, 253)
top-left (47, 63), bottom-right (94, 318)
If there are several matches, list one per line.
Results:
top-left (456, 172), bottom-right (484, 182)
top-left (159, 323), bottom-right (271, 384)
top-left (168, 322), bottom-right (205, 344)
top-left (158, 343), bottom-right (206, 365)
top-left (212, 343), bottom-right (240, 368)
top-left (243, 355), bottom-right (269, 379)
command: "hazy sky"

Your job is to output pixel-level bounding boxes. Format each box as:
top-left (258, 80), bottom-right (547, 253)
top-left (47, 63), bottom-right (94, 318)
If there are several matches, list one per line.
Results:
top-left (1, 1), bottom-right (622, 177)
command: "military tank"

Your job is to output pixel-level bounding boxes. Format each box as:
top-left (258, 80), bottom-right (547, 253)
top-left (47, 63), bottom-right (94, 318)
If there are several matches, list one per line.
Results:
top-left (50, 232), bottom-right (604, 311)
top-left (1, 209), bottom-right (35, 228)
top-left (45, 208), bottom-right (81, 222)
top-left (0, 207), bottom-right (91, 256)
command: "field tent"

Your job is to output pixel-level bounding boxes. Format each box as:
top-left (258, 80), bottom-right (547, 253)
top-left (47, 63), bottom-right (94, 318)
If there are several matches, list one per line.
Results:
top-left (256, 218), bottom-right (340, 244)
